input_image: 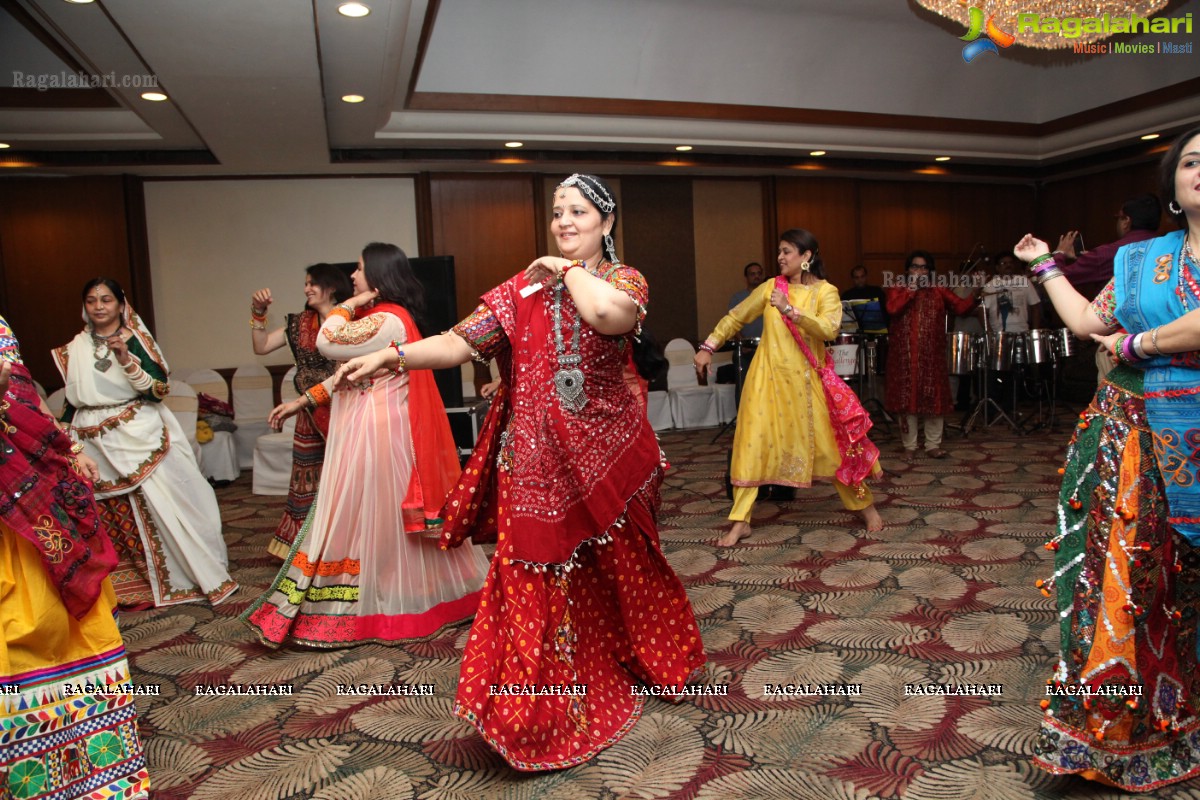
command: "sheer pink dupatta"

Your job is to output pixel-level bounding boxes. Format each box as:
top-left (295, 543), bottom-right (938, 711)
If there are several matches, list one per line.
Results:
top-left (774, 275), bottom-right (880, 489)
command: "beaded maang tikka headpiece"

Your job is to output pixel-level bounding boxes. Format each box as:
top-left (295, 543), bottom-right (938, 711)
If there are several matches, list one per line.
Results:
top-left (557, 174), bottom-right (615, 214)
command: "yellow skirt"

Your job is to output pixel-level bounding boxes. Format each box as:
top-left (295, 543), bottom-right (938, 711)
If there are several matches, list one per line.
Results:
top-left (1, 524), bottom-right (150, 799)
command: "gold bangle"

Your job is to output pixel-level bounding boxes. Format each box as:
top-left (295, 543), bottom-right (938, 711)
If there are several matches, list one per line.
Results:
top-left (249, 319), bottom-right (266, 330)
top-left (1151, 326), bottom-right (1161, 355)
top-left (71, 442), bottom-right (85, 454)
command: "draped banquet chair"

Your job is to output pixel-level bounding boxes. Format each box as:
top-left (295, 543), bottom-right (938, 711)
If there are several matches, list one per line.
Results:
top-left (252, 366), bottom-right (298, 496)
top-left (184, 368), bottom-right (240, 482)
top-left (664, 338), bottom-right (720, 429)
top-left (162, 379), bottom-right (202, 462)
top-left (231, 364), bottom-right (273, 469)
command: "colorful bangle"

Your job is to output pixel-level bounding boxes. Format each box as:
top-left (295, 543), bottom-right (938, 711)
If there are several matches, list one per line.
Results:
top-left (559, 260), bottom-right (586, 283)
top-left (1035, 267), bottom-right (1064, 285)
top-left (698, 342), bottom-right (716, 354)
top-left (70, 442), bottom-right (85, 454)
top-left (390, 339), bottom-right (407, 374)
top-left (1131, 333), bottom-right (1148, 360)
top-left (306, 384), bottom-right (331, 407)
top-left (328, 306), bottom-right (353, 322)
top-left (250, 304), bottom-right (268, 320)
top-left (249, 319), bottom-right (267, 330)
top-left (1027, 253), bottom-right (1055, 271)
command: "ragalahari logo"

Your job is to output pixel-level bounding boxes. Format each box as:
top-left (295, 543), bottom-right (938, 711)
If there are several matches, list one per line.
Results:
top-left (960, 6), bottom-right (1015, 62)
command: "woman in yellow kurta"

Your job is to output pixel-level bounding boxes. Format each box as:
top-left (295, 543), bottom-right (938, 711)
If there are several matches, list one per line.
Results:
top-left (695, 229), bottom-right (883, 546)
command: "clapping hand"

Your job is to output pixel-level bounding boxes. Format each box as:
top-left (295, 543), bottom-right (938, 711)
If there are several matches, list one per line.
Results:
top-left (523, 257), bottom-right (572, 287)
top-left (251, 288), bottom-right (273, 315)
top-left (1014, 234), bottom-right (1050, 264)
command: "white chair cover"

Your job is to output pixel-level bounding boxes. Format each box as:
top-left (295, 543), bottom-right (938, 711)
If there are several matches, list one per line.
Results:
top-left (715, 383), bottom-right (737, 424)
top-left (185, 368), bottom-right (229, 402)
top-left (664, 338), bottom-right (720, 429)
top-left (232, 365), bottom-right (273, 468)
top-left (45, 387), bottom-right (67, 419)
top-left (162, 380), bottom-right (202, 462)
top-left (181, 371), bottom-right (240, 482)
top-left (709, 350), bottom-right (737, 423)
top-left (253, 366), bottom-right (296, 496)
top-left (646, 390), bottom-right (674, 431)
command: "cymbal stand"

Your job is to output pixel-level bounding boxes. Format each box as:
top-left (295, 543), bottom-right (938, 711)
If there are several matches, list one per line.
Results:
top-left (962, 343), bottom-right (1020, 436)
top-left (855, 338), bottom-right (891, 432)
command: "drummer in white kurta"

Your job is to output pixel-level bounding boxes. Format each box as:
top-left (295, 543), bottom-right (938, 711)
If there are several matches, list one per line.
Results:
top-left (53, 278), bottom-right (236, 608)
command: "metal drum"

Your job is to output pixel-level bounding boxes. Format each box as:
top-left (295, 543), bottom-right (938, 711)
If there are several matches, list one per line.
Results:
top-left (1026, 329), bottom-right (1055, 364)
top-left (1053, 328), bottom-right (1080, 359)
top-left (985, 332), bottom-right (1020, 371)
top-left (830, 333), bottom-right (860, 377)
top-left (947, 332), bottom-right (977, 375)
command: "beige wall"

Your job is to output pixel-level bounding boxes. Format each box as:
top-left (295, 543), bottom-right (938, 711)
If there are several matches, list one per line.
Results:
top-left (693, 180), bottom-right (765, 341)
top-left (145, 178), bottom-right (418, 376)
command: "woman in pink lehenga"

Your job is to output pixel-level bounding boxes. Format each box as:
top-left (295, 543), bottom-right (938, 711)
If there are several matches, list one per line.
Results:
top-left (242, 243), bottom-right (489, 648)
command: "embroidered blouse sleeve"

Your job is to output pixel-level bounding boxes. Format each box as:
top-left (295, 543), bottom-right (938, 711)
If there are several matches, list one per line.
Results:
top-left (319, 312), bottom-right (406, 360)
top-left (452, 302), bottom-right (508, 360)
top-left (1089, 278), bottom-right (1119, 328)
top-left (604, 266), bottom-right (649, 328)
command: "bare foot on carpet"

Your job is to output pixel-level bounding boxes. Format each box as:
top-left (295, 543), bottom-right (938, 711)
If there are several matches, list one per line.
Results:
top-left (717, 521), bottom-right (752, 547)
top-left (860, 504), bottom-right (884, 532)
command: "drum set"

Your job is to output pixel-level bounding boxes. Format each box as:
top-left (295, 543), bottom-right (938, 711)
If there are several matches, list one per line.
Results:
top-left (950, 328), bottom-right (1079, 434)
top-left (829, 332), bottom-right (889, 428)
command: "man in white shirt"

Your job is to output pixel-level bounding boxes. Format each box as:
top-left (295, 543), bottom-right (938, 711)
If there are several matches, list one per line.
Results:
top-left (980, 254), bottom-right (1041, 333)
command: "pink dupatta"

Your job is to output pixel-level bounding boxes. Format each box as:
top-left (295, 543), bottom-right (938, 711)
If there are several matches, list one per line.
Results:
top-left (775, 276), bottom-right (879, 488)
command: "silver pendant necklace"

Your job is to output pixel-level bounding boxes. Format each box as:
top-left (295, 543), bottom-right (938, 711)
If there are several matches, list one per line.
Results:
top-left (90, 331), bottom-right (113, 372)
top-left (552, 281), bottom-right (586, 413)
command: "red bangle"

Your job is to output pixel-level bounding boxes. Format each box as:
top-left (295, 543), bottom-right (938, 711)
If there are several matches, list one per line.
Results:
top-left (698, 342), bottom-right (716, 354)
top-left (559, 260), bottom-right (585, 283)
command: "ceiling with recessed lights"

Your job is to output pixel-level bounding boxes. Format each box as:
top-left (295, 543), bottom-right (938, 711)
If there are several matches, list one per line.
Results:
top-left (0, 0), bottom-right (1197, 177)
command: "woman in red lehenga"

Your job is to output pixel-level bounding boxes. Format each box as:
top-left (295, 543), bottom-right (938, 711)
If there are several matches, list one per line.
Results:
top-left (337, 174), bottom-right (706, 770)
top-left (884, 251), bottom-right (977, 462)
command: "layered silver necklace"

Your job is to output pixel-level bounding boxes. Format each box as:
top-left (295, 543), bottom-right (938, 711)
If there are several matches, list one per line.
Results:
top-left (551, 281), bottom-right (586, 413)
top-left (90, 330), bottom-right (114, 372)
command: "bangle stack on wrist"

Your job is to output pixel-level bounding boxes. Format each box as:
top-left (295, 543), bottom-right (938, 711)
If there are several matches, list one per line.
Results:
top-left (1026, 253), bottom-right (1063, 284)
top-left (250, 303), bottom-right (268, 330)
top-left (559, 260), bottom-right (585, 283)
top-left (390, 339), bottom-right (407, 374)
top-left (697, 342), bottom-right (716, 355)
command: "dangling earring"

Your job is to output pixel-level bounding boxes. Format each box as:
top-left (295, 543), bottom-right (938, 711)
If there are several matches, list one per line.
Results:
top-left (1169, 200), bottom-right (1182, 215)
top-left (604, 233), bottom-right (620, 265)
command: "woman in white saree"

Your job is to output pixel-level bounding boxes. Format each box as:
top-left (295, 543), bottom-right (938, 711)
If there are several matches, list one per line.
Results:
top-left (53, 278), bottom-right (236, 608)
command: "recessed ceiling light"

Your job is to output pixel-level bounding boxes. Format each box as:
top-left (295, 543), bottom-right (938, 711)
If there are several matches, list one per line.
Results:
top-left (338, 3), bottom-right (371, 17)
top-left (935, 156), bottom-right (951, 162)
top-left (141, 92), bottom-right (168, 102)
top-left (504, 141), bottom-right (523, 148)
top-left (809, 150), bottom-right (826, 157)
top-left (341, 94), bottom-right (365, 104)
top-left (675, 145), bottom-right (693, 152)
top-left (0, 143), bottom-right (9, 149)
top-left (64, 0), bottom-right (94, 4)
top-left (1141, 133), bottom-right (1160, 140)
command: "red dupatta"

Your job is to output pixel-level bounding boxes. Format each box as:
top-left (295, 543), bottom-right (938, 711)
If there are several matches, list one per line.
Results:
top-left (0, 361), bottom-right (117, 618)
top-left (355, 302), bottom-right (461, 531)
top-left (774, 275), bottom-right (880, 489)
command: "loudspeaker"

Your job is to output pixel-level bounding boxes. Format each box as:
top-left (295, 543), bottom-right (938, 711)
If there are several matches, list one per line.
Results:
top-left (411, 255), bottom-right (463, 408)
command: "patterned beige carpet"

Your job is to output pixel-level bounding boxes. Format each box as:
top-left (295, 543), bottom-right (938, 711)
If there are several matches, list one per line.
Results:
top-left (117, 421), bottom-right (1200, 799)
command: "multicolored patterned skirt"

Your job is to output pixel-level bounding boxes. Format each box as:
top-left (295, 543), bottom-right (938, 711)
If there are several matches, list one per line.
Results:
top-left (267, 409), bottom-right (326, 560)
top-left (1034, 366), bottom-right (1200, 791)
top-left (1, 527), bottom-right (150, 799)
top-left (453, 471), bottom-right (707, 770)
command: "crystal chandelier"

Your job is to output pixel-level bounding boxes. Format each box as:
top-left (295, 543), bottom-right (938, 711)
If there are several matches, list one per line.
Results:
top-left (914, 0), bottom-right (1171, 50)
